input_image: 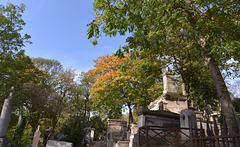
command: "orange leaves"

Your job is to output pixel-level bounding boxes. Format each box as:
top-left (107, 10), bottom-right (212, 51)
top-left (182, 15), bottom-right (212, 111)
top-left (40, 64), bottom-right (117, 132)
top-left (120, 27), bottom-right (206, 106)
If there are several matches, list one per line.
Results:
top-left (87, 52), bottom-right (141, 100)
top-left (88, 53), bottom-right (127, 77)
top-left (88, 52), bottom-right (163, 117)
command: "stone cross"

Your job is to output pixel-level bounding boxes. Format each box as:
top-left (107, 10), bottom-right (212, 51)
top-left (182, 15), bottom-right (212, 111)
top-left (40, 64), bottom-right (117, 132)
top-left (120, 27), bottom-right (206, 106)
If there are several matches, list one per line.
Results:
top-left (32, 126), bottom-right (41, 147)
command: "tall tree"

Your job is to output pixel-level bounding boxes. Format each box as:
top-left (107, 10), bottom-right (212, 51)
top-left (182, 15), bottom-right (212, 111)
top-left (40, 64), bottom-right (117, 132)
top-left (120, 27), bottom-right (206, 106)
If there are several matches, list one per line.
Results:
top-left (88, 53), bottom-right (162, 124)
top-left (18, 81), bottom-right (52, 133)
top-left (87, 0), bottom-right (240, 130)
top-left (0, 3), bottom-right (33, 138)
top-left (78, 72), bottom-right (94, 120)
top-left (0, 3), bottom-right (32, 98)
top-left (32, 58), bottom-right (78, 140)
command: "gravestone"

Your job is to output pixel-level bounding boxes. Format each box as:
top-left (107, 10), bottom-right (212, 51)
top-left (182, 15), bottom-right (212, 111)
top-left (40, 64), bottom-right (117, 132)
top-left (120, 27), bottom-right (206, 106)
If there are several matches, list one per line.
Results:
top-left (46, 140), bottom-right (73, 147)
top-left (148, 67), bottom-right (188, 114)
top-left (180, 109), bottom-right (197, 140)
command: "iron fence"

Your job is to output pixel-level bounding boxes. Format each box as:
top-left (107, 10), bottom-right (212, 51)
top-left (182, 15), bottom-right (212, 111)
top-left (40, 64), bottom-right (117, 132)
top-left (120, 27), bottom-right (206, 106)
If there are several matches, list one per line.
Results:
top-left (139, 126), bottom-right (192, 147)
top-left (138, 110), bottom-right (240, 147)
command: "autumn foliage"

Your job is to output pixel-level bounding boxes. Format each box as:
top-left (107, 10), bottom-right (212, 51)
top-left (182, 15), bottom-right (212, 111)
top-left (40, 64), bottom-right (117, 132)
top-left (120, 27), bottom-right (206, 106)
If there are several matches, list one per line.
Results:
top-left (88, 53), bottom-right (162, 120)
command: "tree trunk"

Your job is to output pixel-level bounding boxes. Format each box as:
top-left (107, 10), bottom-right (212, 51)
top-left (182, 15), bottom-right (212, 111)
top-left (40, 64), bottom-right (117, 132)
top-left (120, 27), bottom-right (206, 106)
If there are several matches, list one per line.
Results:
top-left (203, 51), bottom-right (238, 133)
top-left (84, 99), bottom-right (87, 120)
top-left (127, 102), bottom-right (133, 129)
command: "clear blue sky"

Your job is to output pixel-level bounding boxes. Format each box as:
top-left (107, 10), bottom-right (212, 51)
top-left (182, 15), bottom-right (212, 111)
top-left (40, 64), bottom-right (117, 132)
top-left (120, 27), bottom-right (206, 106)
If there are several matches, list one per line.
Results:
top-left (1, 0), bottom-right (128, 73)
top-left (1, 0), bottom-right (239, 98)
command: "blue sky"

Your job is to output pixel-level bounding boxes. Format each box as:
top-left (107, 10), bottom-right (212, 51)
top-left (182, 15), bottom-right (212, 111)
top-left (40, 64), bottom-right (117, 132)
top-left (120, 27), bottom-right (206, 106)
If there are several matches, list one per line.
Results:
top-left (1, 0), bottom-right (239, 98)
top-left (1, 0), bottom-right (128, 73)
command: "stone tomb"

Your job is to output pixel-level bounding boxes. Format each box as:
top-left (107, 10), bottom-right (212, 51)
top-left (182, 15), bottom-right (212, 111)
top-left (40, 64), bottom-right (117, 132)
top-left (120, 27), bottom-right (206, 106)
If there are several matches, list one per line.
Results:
top-left (137, 109), bottom-right (180, 128)
top-left (148, 67), bottom-right (188, 114)
top-left (46, 140), bottom-right (73, 147)
top-left (106, 119), bottom-right (128, 147)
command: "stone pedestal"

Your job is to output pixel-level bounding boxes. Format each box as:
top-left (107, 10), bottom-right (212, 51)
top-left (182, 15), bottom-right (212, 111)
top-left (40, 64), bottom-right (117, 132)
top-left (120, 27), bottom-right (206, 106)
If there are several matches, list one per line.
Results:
top-left (0, 138), bottom-right (8, 147)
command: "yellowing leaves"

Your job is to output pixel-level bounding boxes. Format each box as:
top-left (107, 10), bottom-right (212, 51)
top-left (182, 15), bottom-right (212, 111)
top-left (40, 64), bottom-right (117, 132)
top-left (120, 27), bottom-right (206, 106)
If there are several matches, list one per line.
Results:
top-left (87, 52), bottom-right (163, 119)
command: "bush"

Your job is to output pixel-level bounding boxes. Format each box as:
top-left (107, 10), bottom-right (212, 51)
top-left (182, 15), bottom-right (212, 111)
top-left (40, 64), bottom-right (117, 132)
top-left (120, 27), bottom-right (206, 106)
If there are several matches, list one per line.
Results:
top-left (59, 117), bottom-right (86, 147)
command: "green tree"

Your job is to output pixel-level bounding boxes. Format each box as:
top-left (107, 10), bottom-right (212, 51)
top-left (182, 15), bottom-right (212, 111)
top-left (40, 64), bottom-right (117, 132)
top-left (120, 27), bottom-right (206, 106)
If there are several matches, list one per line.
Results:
top-left (90, 115), bottom-right (107, 140)
top-left (0, 3), bottom-right (35, 138)
top-left (182, 60), bottom-right (218, 110)
top-left (78, 72), bottom-right (95, 120)
top-left (18, 81), bottom-right (52, 133)
top-left (0, 3), bottom-right (31, 98)
top-left (32, 57), bottom-right (63, 86)
top-left (87, 0), bottom-right (240, 130)
top-left (32, 58), bottom-right (79, 141)
top-left (60, 117), bottom-right (86, 147)
top-left (88, 53), bottom-right (162, 124)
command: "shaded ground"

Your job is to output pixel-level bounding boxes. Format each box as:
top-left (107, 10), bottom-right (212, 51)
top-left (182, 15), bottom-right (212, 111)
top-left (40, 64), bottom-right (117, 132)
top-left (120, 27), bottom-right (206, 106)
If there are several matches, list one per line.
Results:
top-left (89, 141), bottom-right (102, 147)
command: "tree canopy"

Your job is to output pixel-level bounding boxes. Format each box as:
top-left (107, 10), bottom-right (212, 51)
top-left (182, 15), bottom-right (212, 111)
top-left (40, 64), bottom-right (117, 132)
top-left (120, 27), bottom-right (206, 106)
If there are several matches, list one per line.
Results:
top-left (88, 53), bottom-right (163, 123)
top-left (0, 3), bottom-right (33, 98)
top-left (87, 0), bottom-right (240, 130)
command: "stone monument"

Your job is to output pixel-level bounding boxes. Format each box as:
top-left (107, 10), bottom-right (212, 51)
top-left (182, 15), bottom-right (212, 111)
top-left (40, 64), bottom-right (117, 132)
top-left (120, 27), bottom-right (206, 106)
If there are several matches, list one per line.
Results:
top-left (84, 127), bottom-right (95, 145)
top-left (90, 128), bottom-right (95, 142)
top-left (32, 126), bottom-right (41, 147)
top-left (0, 88), bottom-right (14, 147)
top-left (106, 119), bottom-right (128, 147)
top-left (180, 109), bottom-right (197, 140)
top-left (137, 108), bottom-right (180, 128)
top-left (46, 140), bottom-right (73, 147)
top-left (133, 68), bottom-right (188, 146)
top-left (129, 123), bottom-right (138, 147)
top-left (148, 67), bottom-right (188, 113)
